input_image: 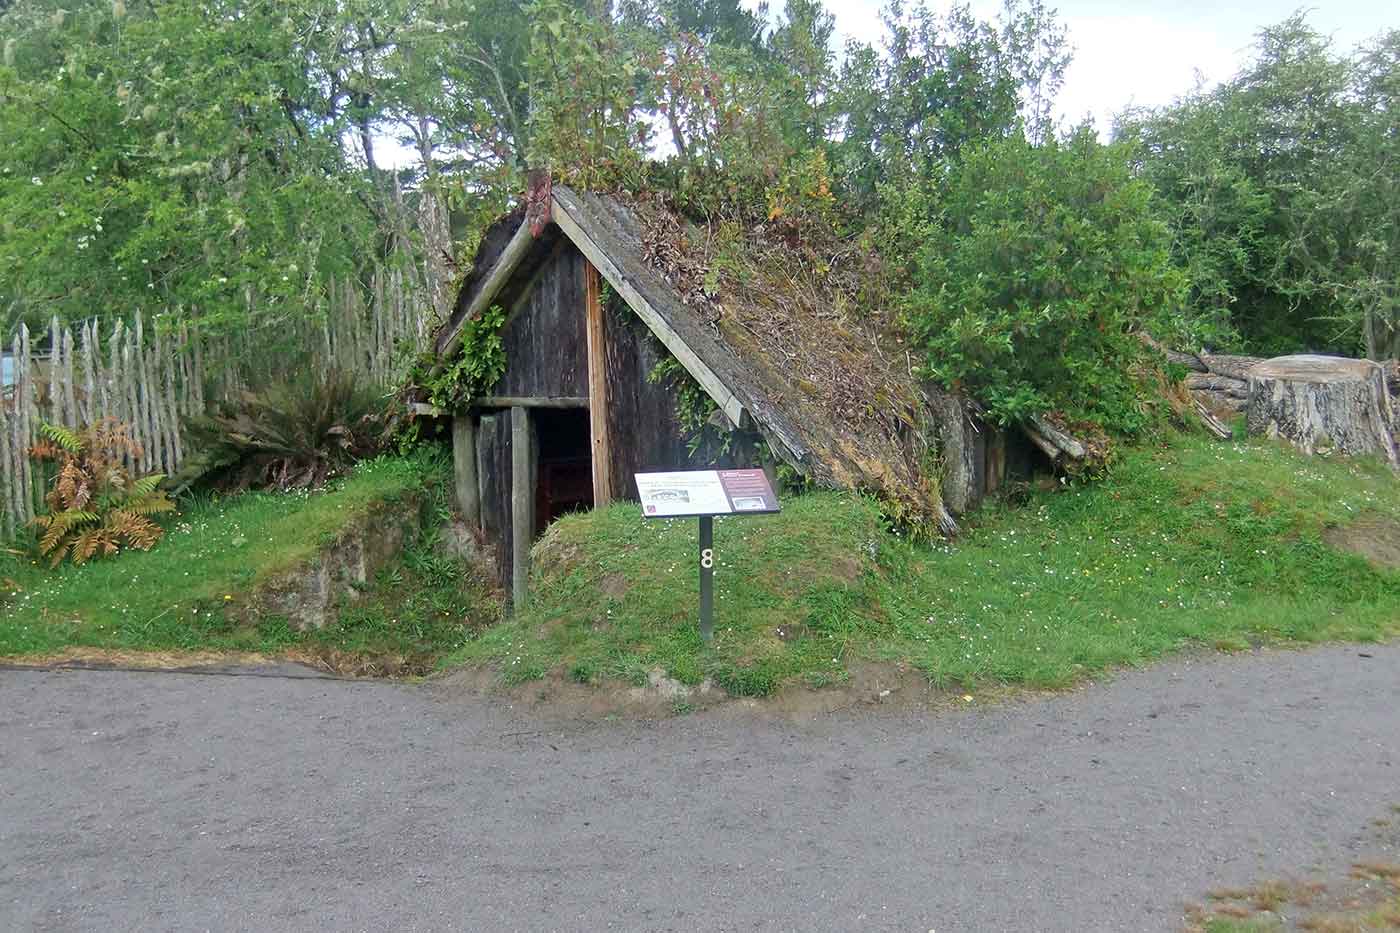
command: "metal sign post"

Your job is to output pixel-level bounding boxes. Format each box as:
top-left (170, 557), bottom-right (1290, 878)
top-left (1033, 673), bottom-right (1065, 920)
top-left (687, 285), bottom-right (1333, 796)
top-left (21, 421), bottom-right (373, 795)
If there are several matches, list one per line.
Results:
top-left (698, 514), bottom-right (715, 642)
top-left (635, 468), bottom-right (780, 643)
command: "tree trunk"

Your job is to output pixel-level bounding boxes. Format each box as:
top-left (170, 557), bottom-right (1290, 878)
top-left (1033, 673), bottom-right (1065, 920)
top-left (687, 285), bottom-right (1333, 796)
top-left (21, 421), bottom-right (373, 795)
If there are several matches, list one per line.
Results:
top-left (1245, 355), bottom-right (1398, 468)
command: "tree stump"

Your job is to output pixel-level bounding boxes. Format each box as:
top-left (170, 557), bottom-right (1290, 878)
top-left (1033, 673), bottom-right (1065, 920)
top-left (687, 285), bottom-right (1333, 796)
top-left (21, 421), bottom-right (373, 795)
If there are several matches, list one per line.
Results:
top-left (1245, 355), bottom-right (1398, 468)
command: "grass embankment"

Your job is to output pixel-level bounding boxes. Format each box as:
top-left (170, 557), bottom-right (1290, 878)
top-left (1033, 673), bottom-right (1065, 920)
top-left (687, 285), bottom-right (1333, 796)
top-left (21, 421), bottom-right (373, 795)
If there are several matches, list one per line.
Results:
top-left (0, 452), bottom-right (497, 670)
top-left (447, 431), bottom-right (1400, 695)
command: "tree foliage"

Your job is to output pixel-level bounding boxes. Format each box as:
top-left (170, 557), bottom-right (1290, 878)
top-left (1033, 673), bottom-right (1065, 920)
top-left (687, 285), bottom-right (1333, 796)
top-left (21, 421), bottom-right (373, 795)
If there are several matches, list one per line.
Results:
top-left (1, 0), bottom-right (387, 332)
top-left (904, 130), bottom-right (1187, 433)
top-left (9, 0), bottom-right (1391, 448)
top-left (1120, 16), bottom-right (1400, 359)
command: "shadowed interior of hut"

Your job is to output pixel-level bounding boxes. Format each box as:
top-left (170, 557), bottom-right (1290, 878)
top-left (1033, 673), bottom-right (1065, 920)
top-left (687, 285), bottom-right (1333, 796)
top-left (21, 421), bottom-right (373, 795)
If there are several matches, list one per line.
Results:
top-left (533, 408), bottom-right (593, 534)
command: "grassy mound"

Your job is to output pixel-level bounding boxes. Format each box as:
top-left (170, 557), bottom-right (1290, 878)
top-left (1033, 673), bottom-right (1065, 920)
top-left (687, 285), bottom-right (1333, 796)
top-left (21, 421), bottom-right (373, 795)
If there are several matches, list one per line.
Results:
top-left (448, 431), bottom-right (1400, 696)
top-left (0, 451), bottom-right (497, 669)
top-left (448, 492), bottom-right (887, 695)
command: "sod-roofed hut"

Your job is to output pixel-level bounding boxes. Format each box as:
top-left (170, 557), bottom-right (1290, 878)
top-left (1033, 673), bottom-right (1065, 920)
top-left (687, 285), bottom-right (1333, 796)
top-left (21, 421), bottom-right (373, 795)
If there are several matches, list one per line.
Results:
top-left (431, 177), bottom-right (1018, 600)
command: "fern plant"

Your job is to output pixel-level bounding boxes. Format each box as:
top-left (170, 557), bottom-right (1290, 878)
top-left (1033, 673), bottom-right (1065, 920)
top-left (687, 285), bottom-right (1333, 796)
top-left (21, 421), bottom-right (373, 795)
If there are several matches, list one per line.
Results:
top-left (28, 420), bottom-right (176, 567)
top-left (175, 368), bottom-right (385, 492)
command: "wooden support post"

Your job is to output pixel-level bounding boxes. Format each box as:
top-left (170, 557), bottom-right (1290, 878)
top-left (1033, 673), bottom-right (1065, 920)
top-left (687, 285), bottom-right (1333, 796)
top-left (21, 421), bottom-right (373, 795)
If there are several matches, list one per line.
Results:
top-left (452, 414), bottom-right (480, 529)
top-left (511, 405), bottom-right (534, 608)
top-left (584, 261), bottom-right (612, 506)
top-left (985, 429), bottom-right (1005, 495)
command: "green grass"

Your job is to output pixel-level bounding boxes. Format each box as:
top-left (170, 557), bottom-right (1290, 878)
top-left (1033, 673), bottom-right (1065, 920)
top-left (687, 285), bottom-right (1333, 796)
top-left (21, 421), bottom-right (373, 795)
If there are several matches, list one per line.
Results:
top-left (445, 431), bottom-right (1400, 695)
top-left (0, 450), bottom-right (495, 666)
top-left (447, 490), bottom-right (886, 693)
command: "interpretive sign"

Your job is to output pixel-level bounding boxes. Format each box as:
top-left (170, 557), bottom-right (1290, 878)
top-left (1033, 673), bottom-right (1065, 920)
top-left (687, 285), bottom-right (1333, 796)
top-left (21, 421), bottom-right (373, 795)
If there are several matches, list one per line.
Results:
top-left (635, 469), bottom-right (781, 518)
top-left (634, 468), bottom-right (781, 642)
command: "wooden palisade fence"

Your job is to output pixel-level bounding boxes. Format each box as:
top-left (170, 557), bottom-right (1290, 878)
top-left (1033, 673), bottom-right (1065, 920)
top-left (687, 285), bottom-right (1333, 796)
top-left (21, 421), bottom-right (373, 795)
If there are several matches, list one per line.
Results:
top-left (2, 266), bottom-right (435, 541)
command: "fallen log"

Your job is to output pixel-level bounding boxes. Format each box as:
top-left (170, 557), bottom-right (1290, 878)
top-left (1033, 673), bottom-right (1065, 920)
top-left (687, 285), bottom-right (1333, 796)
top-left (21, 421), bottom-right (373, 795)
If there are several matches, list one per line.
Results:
top-left (1139, 333), bottom-right (1208, 372)
top-left (1184, 373), bottom-right (1248, 398)
top-left (1193, 389), bottom-right (1247, 414)
top-left (1199, 352), bottom-right (1264, 382)
top-left (1024, 414), bottom-right (1087, 463)
top-left (1246, 355), bottom-right (1398, 468)
top-left (1192, 398), bottom-right (1233, 440)
top-left (1165, 348), bottom-right (1208, 372)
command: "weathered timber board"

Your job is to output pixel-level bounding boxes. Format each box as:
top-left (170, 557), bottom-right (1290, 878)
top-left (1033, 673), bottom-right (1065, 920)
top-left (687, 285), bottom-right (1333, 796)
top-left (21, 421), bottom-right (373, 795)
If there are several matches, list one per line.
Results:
top-left (477, 412), bottom-right (513, 584)
top-left (489, 247), bottom-right (588, 399)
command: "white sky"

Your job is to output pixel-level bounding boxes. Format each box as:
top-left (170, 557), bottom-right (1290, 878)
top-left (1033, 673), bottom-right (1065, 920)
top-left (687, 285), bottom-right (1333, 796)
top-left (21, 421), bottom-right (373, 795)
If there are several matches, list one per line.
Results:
top-left (813, 0), bottom-right (1392, 132)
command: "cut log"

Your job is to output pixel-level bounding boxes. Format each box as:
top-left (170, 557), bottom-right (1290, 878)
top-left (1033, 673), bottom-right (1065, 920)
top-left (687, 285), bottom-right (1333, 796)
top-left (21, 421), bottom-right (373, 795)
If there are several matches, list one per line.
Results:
top-left (1138, 333), bottom-right (1207, 372)
top-left (1184, 373), bottom-right (1248, 398)
top-left (1245, 355), bottom-right (1398, 467)
top-left (1194, 389), bottom-right (1247, 415)
top-left (1199, 352), bottom-right (1264, 382)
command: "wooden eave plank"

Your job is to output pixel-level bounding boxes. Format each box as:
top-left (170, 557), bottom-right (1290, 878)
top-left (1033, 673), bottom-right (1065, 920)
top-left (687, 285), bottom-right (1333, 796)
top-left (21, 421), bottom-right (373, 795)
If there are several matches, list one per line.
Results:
top-left (471, 395), bottom-right (588, 409)
top-left (550, 191), bottom-right (747, 429)
top-left (437, 217), bottom-right (537, 358)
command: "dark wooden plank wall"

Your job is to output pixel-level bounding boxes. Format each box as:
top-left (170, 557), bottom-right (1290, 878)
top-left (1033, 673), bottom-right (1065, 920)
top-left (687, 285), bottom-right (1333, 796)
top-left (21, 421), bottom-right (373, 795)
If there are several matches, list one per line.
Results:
top-left (602, 296), bottom-right (754, 498)
top-left (490, 246), bottom-right (587, 398)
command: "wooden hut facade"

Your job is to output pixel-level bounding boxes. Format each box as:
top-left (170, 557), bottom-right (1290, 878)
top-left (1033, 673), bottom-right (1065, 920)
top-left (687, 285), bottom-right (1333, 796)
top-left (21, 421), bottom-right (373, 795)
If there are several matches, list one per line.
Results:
top-left (434, 180), bottom-right (1012, 603)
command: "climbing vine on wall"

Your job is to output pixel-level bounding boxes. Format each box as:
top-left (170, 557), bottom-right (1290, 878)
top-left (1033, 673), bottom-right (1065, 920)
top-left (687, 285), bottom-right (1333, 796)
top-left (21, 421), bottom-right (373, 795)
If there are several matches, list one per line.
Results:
top-left (410, 305), bottom-right (508, 410)
top-left (647, 356), bottom-right (732, 460)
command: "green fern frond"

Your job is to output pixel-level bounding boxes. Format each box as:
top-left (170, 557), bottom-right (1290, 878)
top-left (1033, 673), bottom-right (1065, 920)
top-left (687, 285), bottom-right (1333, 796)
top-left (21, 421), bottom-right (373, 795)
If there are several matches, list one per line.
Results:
top-left (130, 474), bottom-right (166, 497)
top-left (123, 495), bottom-right (176, 517)
top-left (39, 422), bottom-right (84, 455)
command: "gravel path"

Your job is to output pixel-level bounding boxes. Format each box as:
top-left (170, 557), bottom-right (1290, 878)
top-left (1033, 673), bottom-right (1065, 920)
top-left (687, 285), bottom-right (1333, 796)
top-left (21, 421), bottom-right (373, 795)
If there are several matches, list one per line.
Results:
top-left (2, 643), bottom-right (1398, 932)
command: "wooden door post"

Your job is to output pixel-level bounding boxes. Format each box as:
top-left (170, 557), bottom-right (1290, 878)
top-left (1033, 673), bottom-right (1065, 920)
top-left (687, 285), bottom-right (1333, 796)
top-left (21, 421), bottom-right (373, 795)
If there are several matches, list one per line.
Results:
top-left (511, 405), bottom-right (534, 608)
top-left (584, 261), bottom-right (613, 506)
top-left (452, 414), bottom-right (480, 528)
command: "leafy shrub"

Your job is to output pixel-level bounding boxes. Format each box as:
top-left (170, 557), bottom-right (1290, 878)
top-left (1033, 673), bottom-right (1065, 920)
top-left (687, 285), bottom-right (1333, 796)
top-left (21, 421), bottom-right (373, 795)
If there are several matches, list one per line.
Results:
top-left (180, 369), bottom-right (385, 491)
top-left (29, 420), bottom-right (175, 566)
top-left (905, 129), bottom-right (1188, 434)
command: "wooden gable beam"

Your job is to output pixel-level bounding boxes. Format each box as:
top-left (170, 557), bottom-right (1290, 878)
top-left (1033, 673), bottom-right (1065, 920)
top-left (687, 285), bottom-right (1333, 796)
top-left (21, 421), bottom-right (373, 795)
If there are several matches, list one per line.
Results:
top-left (437, 215), bottom-right (538, 359)
top-left (550, 192), bottom-right (747, 430)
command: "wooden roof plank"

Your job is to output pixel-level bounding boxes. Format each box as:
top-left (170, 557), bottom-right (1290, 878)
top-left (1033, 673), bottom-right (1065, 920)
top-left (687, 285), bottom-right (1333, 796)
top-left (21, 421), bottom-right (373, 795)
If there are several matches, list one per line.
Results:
top-left (436, 216), bottom-right (537, 358)
top-left (550, 189), bottom-right (747, 430)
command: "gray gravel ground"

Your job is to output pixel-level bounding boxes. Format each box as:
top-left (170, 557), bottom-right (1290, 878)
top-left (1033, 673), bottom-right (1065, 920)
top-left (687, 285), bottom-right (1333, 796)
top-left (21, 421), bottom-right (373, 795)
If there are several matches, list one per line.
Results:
top-left (2, 642), bottom-right (1398, 933)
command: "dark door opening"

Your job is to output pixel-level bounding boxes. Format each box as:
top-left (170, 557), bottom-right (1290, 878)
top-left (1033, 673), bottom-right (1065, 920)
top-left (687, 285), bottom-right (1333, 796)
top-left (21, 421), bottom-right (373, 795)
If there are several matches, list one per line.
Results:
top-left (534, 408), bottom-right (594, 535)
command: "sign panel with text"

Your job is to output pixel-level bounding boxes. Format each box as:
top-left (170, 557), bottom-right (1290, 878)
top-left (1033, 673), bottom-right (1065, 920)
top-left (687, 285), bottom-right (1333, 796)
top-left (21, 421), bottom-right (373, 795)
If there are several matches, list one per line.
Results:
top-left (635, 469), bottom-right (781, 518)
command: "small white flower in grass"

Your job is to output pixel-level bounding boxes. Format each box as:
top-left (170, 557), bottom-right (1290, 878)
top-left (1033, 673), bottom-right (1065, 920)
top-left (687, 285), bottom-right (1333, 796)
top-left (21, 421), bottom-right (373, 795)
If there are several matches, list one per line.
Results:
top-left (31, 177), bottom-right (43, 186)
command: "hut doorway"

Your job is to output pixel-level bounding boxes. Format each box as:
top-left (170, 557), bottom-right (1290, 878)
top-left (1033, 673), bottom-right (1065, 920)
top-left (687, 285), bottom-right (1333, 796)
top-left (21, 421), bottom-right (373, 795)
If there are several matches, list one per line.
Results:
top-left (533, 408), bottom-right (594, 535)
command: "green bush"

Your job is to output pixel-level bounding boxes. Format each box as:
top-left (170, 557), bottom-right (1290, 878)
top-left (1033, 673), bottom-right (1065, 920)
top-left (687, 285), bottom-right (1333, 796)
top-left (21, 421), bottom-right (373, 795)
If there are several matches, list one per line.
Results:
top-left (176, 369), bottom-right (386, 492)
top-left (905, 129), bottom-right (1188, 434)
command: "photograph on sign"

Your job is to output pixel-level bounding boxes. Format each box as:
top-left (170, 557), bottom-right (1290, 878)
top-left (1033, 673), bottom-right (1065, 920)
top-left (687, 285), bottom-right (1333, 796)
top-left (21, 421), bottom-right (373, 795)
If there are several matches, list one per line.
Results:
top-left (716, 469), bottom-right (780, 513)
